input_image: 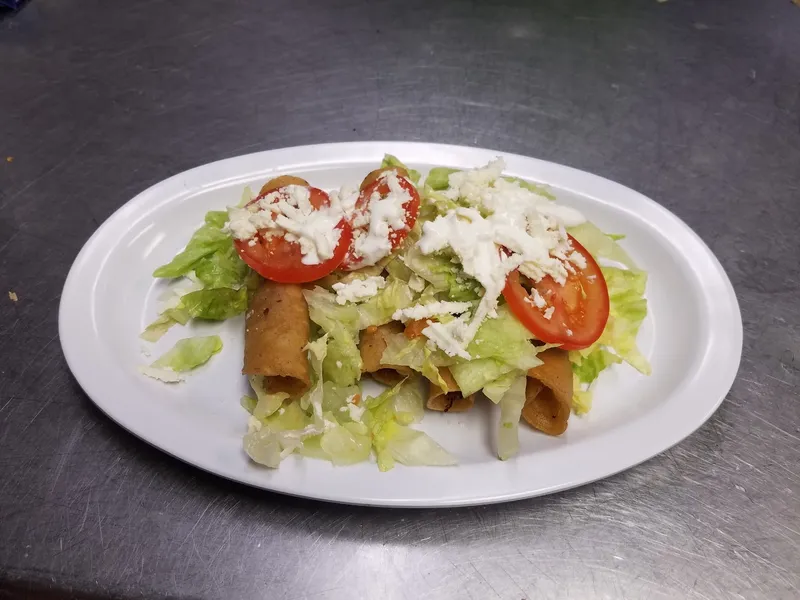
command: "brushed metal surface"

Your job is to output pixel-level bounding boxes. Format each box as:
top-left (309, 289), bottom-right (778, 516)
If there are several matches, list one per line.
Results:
top-left (1, 0), bottom-right (798, 599)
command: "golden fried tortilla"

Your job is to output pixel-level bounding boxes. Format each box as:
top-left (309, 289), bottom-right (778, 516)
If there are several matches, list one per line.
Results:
top-left (427, 367), bottom-right (475, 413)
top-left (243, 281), bottom-right (310, 396)
top-left (522, 348), bottom-right (573, 436)
top-left (359, 322), bottom-right (413, 386)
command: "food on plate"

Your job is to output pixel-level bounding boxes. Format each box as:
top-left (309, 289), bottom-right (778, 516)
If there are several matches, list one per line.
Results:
top-left (138, 336), bottom-right (223, 383)
top-left (244, 280), bottom-right (310, 396)
top-left (427, 367), bottom-right (475, 413)
top-left (359, 322), bottom-right (413, 386)
top-left (141, 154), bottom-right (650, 470)
top-left (522, 348), bottom-right (572, 436)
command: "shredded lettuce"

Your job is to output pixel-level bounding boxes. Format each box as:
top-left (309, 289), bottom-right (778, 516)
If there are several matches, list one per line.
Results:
top-left (569, 266), bottom-right (650, 412)
top-left (150, 335), bottom-right (223, 372)
top-left (179, 287), bottom-right (248, 320)
top-left (153, 224), bottom-right (231, 279)
top-left (203, 210), bottom-right (229, 229)
top-left (381, 154), bottom-right (421, 185)
top-left (571, 349), bottom-right (622, 386)
top-left (357, 275), bottom-right (416, 329)
top-left (450, 358), bottom-right (516, 397)
top-left (380, 334), bottom-right (453, 390)
top-left (461, 305), bottom-right (542, 370)
top-left (599, 267), bottom-right (650, 374)
top-left (575, 267), bottom-right (650, 376)
top-left (571, 376), bottom-right (594, 416)
top-left (193, 244), bottom-right (249, 289)
top-left (483, 371), bottom-right (521, 404)
top-left (249, 376), bottom-right (290, 419)
top-left (303, 288), bottom-right (362, 386)
top-left (143, 210), bottom-right (252, 341)
top-left (240, 395), bottom-right (257, 414)
top-left (319, 419), bottom-right (371, 465)
top-left (140, 309), bottom-right (189, 342)
top-left (496, 375), bottom-right (528, 460)
top-left (365, 379), bottom-right (456, 471)
top-left (502, 177), bottom-right (556, 201)
top-left (569, 222), bottom-right (637, 270)
top-left (403, 247), bottom-right (481, 303)
top-left (425, 167), bottom-right (459, 191)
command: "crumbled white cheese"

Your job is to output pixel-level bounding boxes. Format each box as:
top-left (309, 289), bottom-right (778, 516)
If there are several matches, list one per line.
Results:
top-left (335, 360), bottom-right (343, 368)
top-left (345, 395), bottom-right (366, 422)
top-left (530, 288), bottom-right (547, 309)
top-left (444, 158), bottom-right (506, 204)
top-left (328, 183), bottom-right (360, 218)
top-left (543, 306), bottom-right (555, 320)
top-left (392, 301), bottom-right (473, 323)
top-left (349, 171), bottom-right (411, 266)
top-left (226, 185), bottom-right (343, 265)
top-left (568, 250), bottom-right (588, 269)
top-left (138, 366), bottom-right (184, 383)
top-left (566, 328), bottom-right (574, 337)
top-left (422, 315), bottom-right (473, 360)
top-left (332, 276), bottom-right (386, 305)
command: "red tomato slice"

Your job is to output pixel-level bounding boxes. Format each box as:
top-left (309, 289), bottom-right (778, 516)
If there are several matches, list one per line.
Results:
top-left (341, 170), bottom-right (420, 270)
top-left (234, 186), bottom-right (352, 284)
top-left (502, 235), bottom-right (609, 350)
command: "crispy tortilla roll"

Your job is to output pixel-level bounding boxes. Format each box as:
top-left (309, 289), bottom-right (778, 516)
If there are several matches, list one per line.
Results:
top-left (427, 367), bottom-right (475, 413)
top-left (243, 281), bottom-right (310, 396)
top-left (522, 348), bottom-right (573, 436)
top-left (359, 322), bottom-right (412, 386)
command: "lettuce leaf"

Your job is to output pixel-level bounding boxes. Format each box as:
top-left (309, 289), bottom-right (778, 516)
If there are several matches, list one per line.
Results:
top-left (496, 374), bottom-right (528, 461)
top-left (364, 379), bottom-right (456, 471)
top-left (449, 358), bottom-right (516, 397)
top-left (193, 243), bottom-right (248, 289)
top-left (379, 333), bottom-right (454, 390)
top-left (319, 419), bottom-right (371, 465)
top-left (153, 224), bottom-right (231, 278)
top-left (357, 275), bottom-right (416, 330)
top-left (425, 167), bottom-right (458, 190)
top-left (570, 348), bottom-right (622, 386)
top-left (462, 305), bottom-right (542, 371)
top-left (179, 287), bottom-right (248, 320)
top-left (323, 323), bottom-right (362, 387)
top-left (482, 371), bottom-right (522, 404)
top-left (568, 222), bottom-right (638, 270)
top-left (568, 266), bottom-right (650, 410)
top-left (381, 154), bottom-right (421, 185)
top-left (150, 335), bottom-right (223, 371)
top-left (303, 288), bottom-right (362, 386)
top-left (249, 376), bottom-right (290, 419)
top-left (502, 176), bottom-right (556, 201)
top-left (402, 247), bottom-right (481, 303)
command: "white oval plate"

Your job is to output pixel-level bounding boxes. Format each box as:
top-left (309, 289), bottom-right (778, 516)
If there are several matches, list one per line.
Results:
top-left (59, 142), bottom-right (742, 507)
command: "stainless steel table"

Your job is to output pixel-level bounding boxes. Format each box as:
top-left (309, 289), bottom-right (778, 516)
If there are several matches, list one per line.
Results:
top-left (1, 1), bottom-right (798, 598)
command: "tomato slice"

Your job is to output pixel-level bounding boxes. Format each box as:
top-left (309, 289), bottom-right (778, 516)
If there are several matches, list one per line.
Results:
top-left (502, 235), bottom-right (609, 350)
top-left (341, 170), bottom-right (420, 270)
top-left (234, 185), bottom-right (352, 284)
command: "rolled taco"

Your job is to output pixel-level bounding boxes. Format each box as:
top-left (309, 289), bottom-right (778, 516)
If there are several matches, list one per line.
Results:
top-left (522, 348), bottom-right (572, 436)
top-left (359, 322), bottom-right (412, 386)
top-left (427, 367), bottom-right (475, 413)
top-left (244, 280), bottom-right (311, 396)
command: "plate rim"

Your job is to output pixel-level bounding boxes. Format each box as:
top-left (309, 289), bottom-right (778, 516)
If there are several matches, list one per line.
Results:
top-left (59, 141), bottom-right (743, 507)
